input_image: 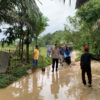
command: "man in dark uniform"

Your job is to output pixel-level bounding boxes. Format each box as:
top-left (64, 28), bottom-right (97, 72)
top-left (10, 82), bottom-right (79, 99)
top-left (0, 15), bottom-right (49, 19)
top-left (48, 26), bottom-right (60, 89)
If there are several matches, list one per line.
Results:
top-left (80, 46), bottom-right (100, 87)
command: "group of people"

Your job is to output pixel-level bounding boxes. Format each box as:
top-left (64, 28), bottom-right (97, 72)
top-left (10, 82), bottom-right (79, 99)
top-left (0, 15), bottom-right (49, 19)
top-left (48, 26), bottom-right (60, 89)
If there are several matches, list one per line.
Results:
top-left (33, 44), bottom-right (72, 72)
top-left (33, 44), bottom-right (100, 87)
top-left (51, 44), bottom-right (72, 72)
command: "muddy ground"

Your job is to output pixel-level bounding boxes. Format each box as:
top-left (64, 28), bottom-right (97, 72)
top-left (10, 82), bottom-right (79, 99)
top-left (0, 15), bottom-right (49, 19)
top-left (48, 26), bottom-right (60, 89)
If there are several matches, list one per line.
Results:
top-left (0, 52), bottom-right (100, 100)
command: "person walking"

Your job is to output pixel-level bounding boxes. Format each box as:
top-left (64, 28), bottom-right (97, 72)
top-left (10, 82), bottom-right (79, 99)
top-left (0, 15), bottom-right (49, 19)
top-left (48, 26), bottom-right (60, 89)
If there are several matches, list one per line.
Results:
top-left (47, 43), bottom-right (51, 57)
top-left (59, 46), bottom-right (64, 66)
top-left (33, 45), bottom-right (39, 72)
top-left (80, 46), bottom-right (100, 87)
top-left (64, 46), bottom-right (71, 66)
top-left (51, 44), bottom-right (60, 72)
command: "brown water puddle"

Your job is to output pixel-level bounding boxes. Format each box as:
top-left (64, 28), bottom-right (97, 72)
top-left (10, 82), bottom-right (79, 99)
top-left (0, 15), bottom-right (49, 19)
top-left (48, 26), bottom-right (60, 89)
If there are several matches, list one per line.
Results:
top-left (0, 52), bottom-right (100, 100)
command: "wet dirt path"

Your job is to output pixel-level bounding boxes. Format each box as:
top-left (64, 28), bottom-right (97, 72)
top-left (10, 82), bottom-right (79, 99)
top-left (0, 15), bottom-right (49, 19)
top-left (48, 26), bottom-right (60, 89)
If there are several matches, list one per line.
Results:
top-left (0, 52), bottom-right (100, 100)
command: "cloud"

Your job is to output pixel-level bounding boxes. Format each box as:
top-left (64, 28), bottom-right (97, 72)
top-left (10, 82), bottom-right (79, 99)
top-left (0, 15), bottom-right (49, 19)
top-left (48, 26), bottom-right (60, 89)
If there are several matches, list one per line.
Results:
top-left (0, 24), bottom-right (9, 40)
top-left (36, 0), bottom-right (76, 35)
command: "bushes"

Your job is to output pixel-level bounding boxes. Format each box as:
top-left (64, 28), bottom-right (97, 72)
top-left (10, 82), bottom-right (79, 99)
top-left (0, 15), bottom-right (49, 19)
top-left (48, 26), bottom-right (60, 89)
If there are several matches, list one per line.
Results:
top-left (38, 57), bottom-right (52, 68)
top-left (0, 74), bottom-right (17, 88)
top-left (75, 51), bottom-right (82, 62)
top-left (10, 64), bottom-right (33, 78)
top-left (10, 67), bottom-right (28, 78)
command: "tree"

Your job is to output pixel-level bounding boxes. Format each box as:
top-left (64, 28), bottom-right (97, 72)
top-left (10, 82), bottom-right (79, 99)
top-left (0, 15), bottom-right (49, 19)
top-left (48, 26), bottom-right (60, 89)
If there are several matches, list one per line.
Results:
top-left (0, 0), bottom-right (17, 23)
top-left (77, 0), bottom-right (100, 25)
top-left (0, 0), bottom-right (39, 23)
top-left (1, 0), bottom-right (47, 63)
top-left (29, 9), bottom-right (48, 45)
top-left (0, 0), bottom-right (41, 62)
top-left (67, 0), bottom-right (100, 56)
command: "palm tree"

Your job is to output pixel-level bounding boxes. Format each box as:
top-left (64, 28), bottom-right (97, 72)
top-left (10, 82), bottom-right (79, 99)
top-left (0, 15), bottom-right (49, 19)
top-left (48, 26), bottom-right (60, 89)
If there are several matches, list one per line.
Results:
top-left (21, 8), bottom-right (48, 63)
top-left (0, 0), bottom-right (16, 23)
top-left (0, 0), bottom-right (41, 61)
top-left (12, 0), bottom-right (41, 61)
top-left (30, 12), bottom-right (48, 45)
top-left (0, 0), bottom-right (40, 23)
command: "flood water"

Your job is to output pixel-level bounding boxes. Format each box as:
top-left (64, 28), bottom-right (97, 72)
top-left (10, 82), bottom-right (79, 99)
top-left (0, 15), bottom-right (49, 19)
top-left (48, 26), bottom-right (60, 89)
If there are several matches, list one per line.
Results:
top-left (0, 52), bottom-right (100, 100)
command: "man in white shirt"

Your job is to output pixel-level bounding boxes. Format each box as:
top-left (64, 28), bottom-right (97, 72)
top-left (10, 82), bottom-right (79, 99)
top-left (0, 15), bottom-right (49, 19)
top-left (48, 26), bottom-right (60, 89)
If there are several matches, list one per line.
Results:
top-left (51, 44), bottom-right (60, 72)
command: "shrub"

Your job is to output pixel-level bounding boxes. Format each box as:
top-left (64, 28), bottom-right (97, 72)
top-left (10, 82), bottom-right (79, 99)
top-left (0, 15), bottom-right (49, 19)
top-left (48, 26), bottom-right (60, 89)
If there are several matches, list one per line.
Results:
top-left (10, 67), bottom-right (28, 78)
top-left (0, 74), bottom-right (17, 88)
top-left (38, 57), bottom-right (52, 68)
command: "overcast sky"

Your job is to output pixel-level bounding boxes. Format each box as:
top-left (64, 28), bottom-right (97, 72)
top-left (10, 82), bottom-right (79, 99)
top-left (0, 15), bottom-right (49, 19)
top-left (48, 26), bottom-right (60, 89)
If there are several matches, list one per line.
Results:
top-left (36, 0), bottom-right (76, 36)
top-left (0, 0), bottom-right (76, 40)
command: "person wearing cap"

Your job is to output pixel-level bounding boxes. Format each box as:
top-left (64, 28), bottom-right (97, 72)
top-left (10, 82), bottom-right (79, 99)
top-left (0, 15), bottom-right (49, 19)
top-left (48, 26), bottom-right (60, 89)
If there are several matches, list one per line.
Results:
top-left (80, 46), bottom-right (100, 87)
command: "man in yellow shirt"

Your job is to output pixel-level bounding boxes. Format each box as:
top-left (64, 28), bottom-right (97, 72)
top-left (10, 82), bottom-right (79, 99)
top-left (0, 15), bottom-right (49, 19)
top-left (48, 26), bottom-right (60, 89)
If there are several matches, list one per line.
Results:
top-left (33, 45), bottom-right (39, 72)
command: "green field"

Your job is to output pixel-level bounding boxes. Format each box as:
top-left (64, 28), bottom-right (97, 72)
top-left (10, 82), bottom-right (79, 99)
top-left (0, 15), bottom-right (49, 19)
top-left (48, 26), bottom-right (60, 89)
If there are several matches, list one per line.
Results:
top-left (0, 44), bottom-right (47, 57)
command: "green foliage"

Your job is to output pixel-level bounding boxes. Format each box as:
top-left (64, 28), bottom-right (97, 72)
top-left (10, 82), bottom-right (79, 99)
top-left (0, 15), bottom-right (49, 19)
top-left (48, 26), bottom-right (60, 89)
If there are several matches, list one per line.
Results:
top-left (28, 10), bottom-right (48, 44)
top-left (38, 30), bottom-right (72, 46)
top-left (38, 57), bottom-right (52, 68)
top-left (0, 0), bottom-right (16, 23)
top-left (77, 0), bottom-right (100, 25)
top-left (39, 47), bottom-right (47, 57)
top-left (39, 33), bottom-right (53, 45)
top-left (10, 67), bottom-right (28, 78)
top-left (0, 74), bottom-right (17, 88)
top-left (0, 0), bottom-right (39, 23)
top-left (66, 0), bottom-right (100, 57)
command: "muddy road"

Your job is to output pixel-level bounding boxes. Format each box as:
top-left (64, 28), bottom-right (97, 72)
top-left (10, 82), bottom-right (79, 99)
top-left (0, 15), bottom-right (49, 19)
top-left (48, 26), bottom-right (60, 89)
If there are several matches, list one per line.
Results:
top-left (0, 52), bottom-right (100, 100)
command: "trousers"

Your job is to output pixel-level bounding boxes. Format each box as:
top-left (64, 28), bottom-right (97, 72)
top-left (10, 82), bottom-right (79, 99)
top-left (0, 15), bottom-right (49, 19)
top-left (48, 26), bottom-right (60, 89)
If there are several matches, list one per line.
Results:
top-left (81, 67), bottom-right (92, 85)
top-left (47, 50), bottom-right (50, 57)
top-left (52, 59), bottom-right (58, 70)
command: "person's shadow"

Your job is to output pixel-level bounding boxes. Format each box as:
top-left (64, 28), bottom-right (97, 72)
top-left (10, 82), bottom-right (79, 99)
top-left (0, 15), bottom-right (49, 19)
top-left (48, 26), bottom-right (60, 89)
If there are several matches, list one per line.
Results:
top-left (51, 72), bottom-right (59, 99)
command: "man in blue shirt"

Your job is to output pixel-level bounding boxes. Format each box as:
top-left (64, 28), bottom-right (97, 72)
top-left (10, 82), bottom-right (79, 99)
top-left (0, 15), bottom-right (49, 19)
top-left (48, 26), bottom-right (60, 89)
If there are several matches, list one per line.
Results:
top-left (64, 46), bottom-right (71, 65)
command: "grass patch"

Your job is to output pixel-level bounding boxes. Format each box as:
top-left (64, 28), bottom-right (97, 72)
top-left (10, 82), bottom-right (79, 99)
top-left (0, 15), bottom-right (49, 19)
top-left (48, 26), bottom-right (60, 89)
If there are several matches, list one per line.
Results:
top-left (0, 74), bottom-right (17, 88)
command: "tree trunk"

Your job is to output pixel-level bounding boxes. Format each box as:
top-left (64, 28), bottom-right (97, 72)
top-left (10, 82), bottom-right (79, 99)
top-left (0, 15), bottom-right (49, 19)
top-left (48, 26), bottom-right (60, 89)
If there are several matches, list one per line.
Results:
top-left (36, 36), bottom-right (38, 45)
top-left (19, 38), bottom-right (21, 57)
top-left (21, 38), bottom-right (24, 61)
top-left (20, 23), bottom-right (24, 61)
top-left (26, 29), bottom-right (30, 63)
top-left (26, 42), bottom-right (29, 63)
